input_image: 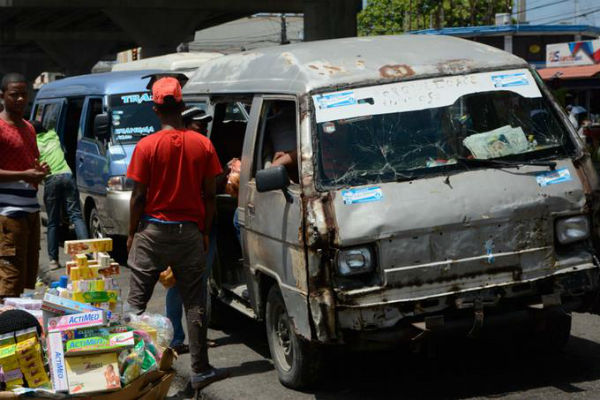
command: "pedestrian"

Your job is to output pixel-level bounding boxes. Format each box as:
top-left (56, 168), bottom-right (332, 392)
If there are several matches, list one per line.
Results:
top-left (126, 77), bottom-right (228, 389)
top-left (32, 120), bottom-right (88, 271)
top-left (165, 106), bottom-right (217, 354)
top-left (0, 73), bottom-right (49, 299)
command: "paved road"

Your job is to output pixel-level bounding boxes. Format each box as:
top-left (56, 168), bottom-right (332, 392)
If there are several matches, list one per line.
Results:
top-left (40, 227), bottom-right (600, 399)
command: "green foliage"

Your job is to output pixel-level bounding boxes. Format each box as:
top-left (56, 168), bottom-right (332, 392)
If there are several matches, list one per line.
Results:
top-left (358, 0), bottom-right (513, 36)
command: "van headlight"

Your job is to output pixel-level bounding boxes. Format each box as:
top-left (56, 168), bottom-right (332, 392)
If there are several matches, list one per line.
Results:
top-left (337, 247), bottom-right (374, 276)
top-left (556, 215), bottom-right (590, 244)
top-left (107, 176), bottom-right (134, 191)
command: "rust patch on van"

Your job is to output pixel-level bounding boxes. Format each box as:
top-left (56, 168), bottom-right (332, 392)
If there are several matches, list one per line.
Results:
top-left (437, 59), bottom-right (473, 74)
top-left (379, 64), bottom-right (414, 79)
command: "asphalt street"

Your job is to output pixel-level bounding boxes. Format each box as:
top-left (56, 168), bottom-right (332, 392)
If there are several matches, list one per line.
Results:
top-left (39, 226), bottom-right (600, 400)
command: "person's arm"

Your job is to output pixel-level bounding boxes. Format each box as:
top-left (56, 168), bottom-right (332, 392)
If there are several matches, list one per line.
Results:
top-left (0, 169), bottom-right (45, 183)
top-left (271, 150), bottom-right (298, 168)
top-left (202, 175), bottom-right (217, 251)
top-left (127, 181), bottom-right (147, 253)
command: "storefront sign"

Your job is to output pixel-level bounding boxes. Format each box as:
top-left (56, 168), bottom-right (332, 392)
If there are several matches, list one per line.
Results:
top-left (546, 39), bottom-right (600, 67)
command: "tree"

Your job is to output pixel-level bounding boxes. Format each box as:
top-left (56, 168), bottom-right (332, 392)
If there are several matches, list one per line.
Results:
top-left (357, 0), bottom-right (513, 36)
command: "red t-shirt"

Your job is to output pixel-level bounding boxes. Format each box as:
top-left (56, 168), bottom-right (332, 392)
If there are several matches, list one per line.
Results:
top-left (126, 129), bottom-right (222, 230)
top-left (0, 119), bottom-right (39, 171)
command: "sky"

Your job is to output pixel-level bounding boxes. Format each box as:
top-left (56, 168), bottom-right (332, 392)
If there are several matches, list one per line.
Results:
top-left (520, 0), bottom-right (600, 26)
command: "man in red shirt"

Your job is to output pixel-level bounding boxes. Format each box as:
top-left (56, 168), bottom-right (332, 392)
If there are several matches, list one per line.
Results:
top-left (0, 73), bottom-right (48, 298)
top-left (126, 77), bottom-right (226, 389)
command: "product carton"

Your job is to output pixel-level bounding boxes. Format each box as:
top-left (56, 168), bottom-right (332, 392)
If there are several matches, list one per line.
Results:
top-left (64, 238), bottom-right (113, 256)
top-left (65, 352), bottom-right (121, 394)
top-left (98, 263), bottom-right (120, 278)
top-left (42, 293), bottom-right (108, 316)
top-left (47, 310), bottom-right (107, 333)
top-left (65, 331), bottom-right (134, 355)
top-left (46, 332), bottom-right (68, 392)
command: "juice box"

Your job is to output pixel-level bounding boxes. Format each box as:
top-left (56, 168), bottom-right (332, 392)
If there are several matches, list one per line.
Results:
top-left (47, 310), bottom-right (107, 333)
top-left (65, 352), bottom-right (120, 394)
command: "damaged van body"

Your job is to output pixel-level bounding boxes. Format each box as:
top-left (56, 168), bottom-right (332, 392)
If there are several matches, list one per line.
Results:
top-left (183, 35), bottom-right (600, 389)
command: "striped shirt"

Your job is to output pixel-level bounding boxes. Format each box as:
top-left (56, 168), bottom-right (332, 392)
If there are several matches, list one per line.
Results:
top-left (0, 119), bottom-right (40, 217)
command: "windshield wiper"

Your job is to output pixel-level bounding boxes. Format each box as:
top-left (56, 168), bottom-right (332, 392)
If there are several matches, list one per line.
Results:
top-left (456, 157), bottom-right (556, 171)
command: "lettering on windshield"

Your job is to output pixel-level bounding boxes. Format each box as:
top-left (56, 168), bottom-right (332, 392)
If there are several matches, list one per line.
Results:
top-left (119, 93), bottom-right (153, 104)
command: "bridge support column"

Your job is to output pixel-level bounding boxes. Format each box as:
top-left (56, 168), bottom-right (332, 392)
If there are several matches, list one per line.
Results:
top-left (104, 9), bottom-right (207, 58)
top-left (303, 0), bottom-right (361, 41)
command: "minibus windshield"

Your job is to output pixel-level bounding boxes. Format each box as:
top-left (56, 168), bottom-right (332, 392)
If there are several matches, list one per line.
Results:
top-left (312, 69), bottom-right (575, 188)
top-left (108, 92), bottom-right (161, 143)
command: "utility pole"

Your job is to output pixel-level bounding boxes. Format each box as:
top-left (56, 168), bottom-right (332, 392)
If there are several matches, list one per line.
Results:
top-left (280, 13), bottom-right (289, 45)
top-left (574, 0), bottom-right (579, 25)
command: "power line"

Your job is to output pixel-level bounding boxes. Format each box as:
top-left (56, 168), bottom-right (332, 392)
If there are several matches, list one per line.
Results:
top-left (531, 4), bottom-right (600, 24)
top-left (543, 6), bottom-right (600, 24)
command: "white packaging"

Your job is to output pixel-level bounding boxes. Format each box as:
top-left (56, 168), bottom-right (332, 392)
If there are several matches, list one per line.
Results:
top-left (47, 332), bottom-right (69, 392)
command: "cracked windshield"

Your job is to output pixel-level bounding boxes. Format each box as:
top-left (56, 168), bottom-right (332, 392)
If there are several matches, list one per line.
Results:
top-left (313, 69), bottom-right (575, 188)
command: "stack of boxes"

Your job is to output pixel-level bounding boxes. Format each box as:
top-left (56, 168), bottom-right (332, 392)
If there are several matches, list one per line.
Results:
top-left (0, 329), bottom-right (49, 390)
top-left (41, 238), bottom-right (130, 395)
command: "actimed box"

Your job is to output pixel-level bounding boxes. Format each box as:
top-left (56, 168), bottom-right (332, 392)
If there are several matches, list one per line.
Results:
top-left (46, 332), bottom-right (68, 392)
top-left (47, 311), bottom-right (107, 333)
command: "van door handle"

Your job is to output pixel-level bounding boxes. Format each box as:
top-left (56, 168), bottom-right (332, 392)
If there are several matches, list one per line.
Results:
top-left (247, 203), bottom-right (255, 215)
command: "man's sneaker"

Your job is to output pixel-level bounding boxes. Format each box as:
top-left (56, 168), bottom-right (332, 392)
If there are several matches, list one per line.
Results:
top-left (190, 367), bottom-right (229, 390)
top-left (48, 260), bottom-right (61, 271)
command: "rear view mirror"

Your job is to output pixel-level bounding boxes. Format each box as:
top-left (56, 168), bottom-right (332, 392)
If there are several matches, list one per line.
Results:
top-left (93, 113), bottom-right (110, 141)
top-left (256, 165), bottom-right (293, 203)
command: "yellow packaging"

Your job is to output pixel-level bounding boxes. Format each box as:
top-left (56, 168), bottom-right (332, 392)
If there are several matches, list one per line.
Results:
top-left (6, 377), bottom-right (24, 389)
top-left (64, 238), bottom-right (113, 255)
top-left (25, 369), bottom-right (50, 388)
top-left (16, 336), bottom-right (37, 353)
top-left (75, 253), bottom-right (88, 267)
top-left (1, 357), bottom-right (19, 371)
top-left (15, 328), bottom-right (37, 343)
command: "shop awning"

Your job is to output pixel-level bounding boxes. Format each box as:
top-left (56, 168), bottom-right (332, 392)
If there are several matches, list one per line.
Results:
top-left (538, 64), bottom-right (600, 80)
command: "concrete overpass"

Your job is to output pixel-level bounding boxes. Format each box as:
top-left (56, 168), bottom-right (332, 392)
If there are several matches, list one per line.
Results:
top-left (0, 0), bottom-right (361, 80)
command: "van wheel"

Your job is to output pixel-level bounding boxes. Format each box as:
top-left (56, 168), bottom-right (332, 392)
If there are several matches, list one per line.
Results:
top-left (88, 207), bottom-right (106, 239)
top-left (266, 285), bottom-right (322, 389)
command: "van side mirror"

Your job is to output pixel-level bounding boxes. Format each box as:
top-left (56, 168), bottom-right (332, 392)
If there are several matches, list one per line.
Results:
top-left (93, 113), bottom-right (110, 141)
top-left (256, 165), bottom-right (293, 203)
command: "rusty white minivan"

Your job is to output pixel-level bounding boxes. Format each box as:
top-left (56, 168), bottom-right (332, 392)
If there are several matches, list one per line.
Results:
top-left (183, 35), bottom-right (600, 388)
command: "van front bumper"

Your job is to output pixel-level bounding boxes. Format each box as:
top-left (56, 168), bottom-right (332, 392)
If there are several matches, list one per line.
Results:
top-left (104, 190), bottom-right (131, 236)
top-left (336, 266), bottom-right (599, 342)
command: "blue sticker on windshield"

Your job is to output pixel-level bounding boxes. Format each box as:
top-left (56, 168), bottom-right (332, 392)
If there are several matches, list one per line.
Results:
top-left (315, 91), bottom-right (356, 110)
top-left (341, 187), bottom-right (383, 205)
top-left (491, 72), bottom-right (529, 88)
top-left (536, 168), bottom-right (572, 187)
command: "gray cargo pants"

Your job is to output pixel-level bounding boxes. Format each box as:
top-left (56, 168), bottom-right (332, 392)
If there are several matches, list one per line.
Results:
top-left (127, 221), bottom-right (209, 373)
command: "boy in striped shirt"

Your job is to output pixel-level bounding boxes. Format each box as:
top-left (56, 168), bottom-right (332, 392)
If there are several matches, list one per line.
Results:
top-left (0, 73), bottom-right (49, 299)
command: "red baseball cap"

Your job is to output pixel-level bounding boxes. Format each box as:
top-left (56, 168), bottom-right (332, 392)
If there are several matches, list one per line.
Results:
top-left (152, 77), bottom-right (182, 104)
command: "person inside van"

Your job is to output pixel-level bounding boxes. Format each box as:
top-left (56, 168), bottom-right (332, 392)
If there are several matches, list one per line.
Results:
top-left (267, 101), bottom-right (298, 183)
top-left (182, 107), bottom-right (212, 136)
top-left (0, 72), bottom-right (49, 299)
top-left (32, 121), bottom-right (89, 271)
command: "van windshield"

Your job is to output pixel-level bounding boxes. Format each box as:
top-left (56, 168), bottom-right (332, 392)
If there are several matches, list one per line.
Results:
top-left (312, 69), bottom-right (575, 189)
top-left (108, 92), bottom-right (161, 143)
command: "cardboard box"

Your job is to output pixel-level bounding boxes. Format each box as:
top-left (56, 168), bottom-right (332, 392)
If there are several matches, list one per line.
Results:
top-left (65, 352), bottom-right (121, 394)
top-left (66, 331), bottom-right (134, 355)
top-left (46, 332), bottom-right (68, 392)
top-left (42, 293), bottom-right (108, 316)
top-left (64, 238), bottom-right (113, 255)
top-left (47, 310), bottom-right (107, 332)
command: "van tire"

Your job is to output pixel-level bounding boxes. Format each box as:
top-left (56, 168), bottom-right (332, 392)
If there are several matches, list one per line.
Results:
top-left (88, 207), bottom-right (106, 239)
top-left (266, 285), bottom-right (322, 389)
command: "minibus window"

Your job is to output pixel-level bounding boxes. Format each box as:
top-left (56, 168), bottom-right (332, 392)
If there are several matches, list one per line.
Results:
top-left (312, 69), bottom-right (575, 189)
top-left (108, 92), bottom-right (161, 143)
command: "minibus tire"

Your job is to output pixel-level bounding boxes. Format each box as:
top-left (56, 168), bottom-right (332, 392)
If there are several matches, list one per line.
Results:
top-left (266, 285), bottom-right (321, 389)
top-left (88, 207), bottom-right (105, 239)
